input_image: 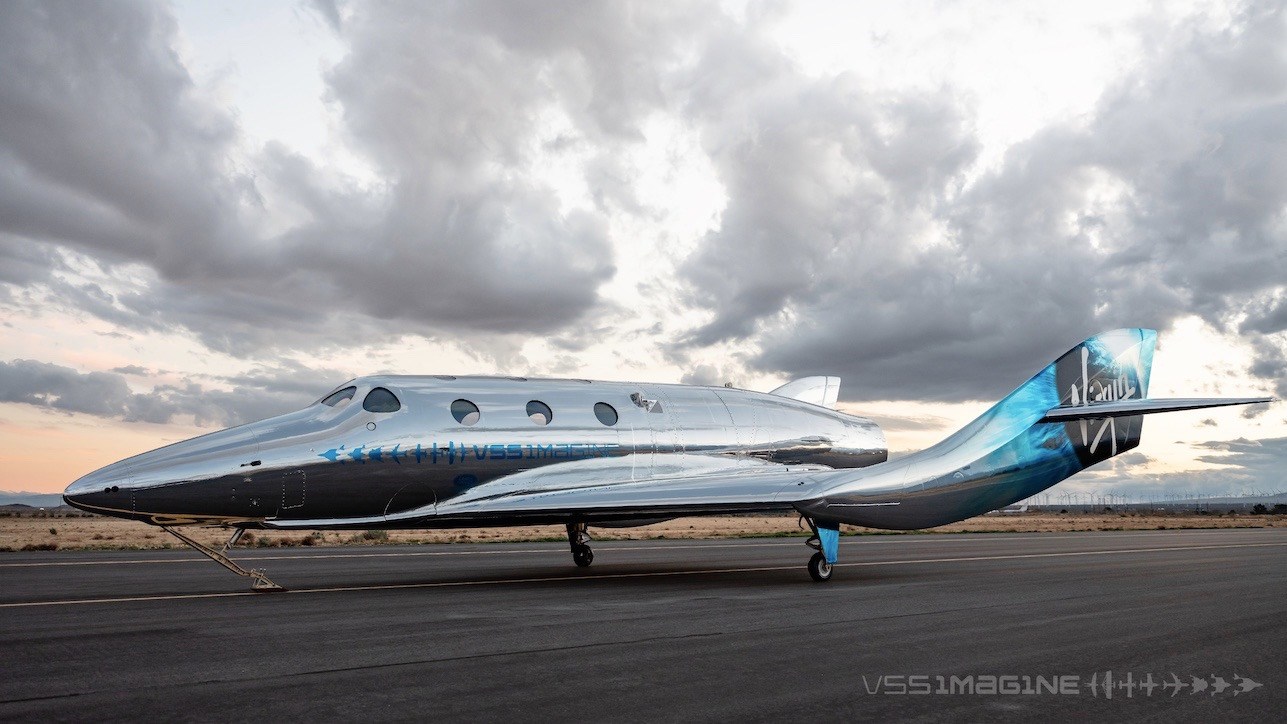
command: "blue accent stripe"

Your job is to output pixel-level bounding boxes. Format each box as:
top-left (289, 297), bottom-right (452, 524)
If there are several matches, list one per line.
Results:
top-left (818, 523), bottom-right (840, 564)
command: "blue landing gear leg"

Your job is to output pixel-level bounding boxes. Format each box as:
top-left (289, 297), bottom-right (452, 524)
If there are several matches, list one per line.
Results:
top-left (802, 517), bottom-right (839, 582)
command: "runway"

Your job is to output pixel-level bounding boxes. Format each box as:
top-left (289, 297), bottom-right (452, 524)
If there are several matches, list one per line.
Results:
top-left (2, 528), bottom-right (1284, 721)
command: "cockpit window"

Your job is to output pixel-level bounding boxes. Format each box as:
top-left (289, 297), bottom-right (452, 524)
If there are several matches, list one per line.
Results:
top-left (362, 387), bottom-right (402, 413)
top-left (320, 386), bottom-right (356, 407)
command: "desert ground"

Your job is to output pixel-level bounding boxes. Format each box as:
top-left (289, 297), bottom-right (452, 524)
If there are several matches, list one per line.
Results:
top-left (1, 507), bottom-right (1281, 552)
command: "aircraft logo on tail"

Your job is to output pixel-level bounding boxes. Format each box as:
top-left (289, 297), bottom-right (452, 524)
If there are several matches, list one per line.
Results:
top-left (1055, 332), bottom-right (1152, 466)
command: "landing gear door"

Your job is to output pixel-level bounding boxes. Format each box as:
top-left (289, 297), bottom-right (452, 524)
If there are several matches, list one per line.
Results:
top-left (281, 469), bottom-right (306, 512)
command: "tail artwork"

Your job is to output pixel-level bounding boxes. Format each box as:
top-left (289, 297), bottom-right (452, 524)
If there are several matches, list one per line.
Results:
top-left (797, 329), bottom-right (1270, 533)
top-left (1055, 328), bottom-right (1154, 466)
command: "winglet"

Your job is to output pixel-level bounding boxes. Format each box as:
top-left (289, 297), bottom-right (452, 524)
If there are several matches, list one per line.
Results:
top-left (770, 376), bottom-right (841, 409)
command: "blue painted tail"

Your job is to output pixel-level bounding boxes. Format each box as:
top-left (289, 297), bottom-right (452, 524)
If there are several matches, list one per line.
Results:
top-left (804, 329), bottom-right (1160, 529)
top-left (924, 329), bottom-right (1158, 515)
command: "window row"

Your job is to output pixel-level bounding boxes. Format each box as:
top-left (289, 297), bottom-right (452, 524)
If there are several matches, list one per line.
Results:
top-left (451, 398), bottom-right (619, 427)
top-left (320, 386), bottom-right (619, 426)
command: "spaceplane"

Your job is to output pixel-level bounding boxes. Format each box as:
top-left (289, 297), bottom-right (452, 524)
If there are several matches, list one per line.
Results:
top-left (65, 329), bottom-right (1271, 590)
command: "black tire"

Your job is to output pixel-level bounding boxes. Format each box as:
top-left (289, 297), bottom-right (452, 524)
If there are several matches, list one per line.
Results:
top-left (572, 544), bottom-right (594, 568)
top-left (808, 551), bottom-right (832, 582)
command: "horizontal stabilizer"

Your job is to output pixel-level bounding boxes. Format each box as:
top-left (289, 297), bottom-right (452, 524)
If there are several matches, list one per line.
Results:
top-left (770, 376), bottom-right (841, 409)
top-left (1038, 397), bottom-right (1272, 422)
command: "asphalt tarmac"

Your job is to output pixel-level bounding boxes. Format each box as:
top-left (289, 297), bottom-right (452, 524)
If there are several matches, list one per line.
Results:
top-left (1, 528), bottom-right (1284, 722)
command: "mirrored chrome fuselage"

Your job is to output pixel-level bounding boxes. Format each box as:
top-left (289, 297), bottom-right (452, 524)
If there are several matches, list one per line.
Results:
top-left (64, 376), bottom-right (887, 527)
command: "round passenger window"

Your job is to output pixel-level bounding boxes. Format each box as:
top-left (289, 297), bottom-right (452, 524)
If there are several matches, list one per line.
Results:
top-left (593, 402), bottom-right (618, 426)
top-left (319, 386), bottom-right (356, 407)
top-left (362, 387), bottom-right (401, 413)
top-left (451, 399), bottom-right (480, 425)
top-left (526, 400), bottom-right (553, 426)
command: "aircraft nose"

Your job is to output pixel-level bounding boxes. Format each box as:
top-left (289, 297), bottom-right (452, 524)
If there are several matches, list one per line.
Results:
top-left (63, 465), bottom-right (130, 510)
top-left (63, 418), bottom-right (269, 517)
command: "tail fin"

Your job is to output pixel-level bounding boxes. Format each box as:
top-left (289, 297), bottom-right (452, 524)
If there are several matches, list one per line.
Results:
top-left (910, 328), bottom-right (1271, 520)
top-left (926, 328), bottom-right (1158, 476)
top-left (1053, 327), bottom-right (1155, 466)
top-left (807, 328), bottom-right (1272, 529)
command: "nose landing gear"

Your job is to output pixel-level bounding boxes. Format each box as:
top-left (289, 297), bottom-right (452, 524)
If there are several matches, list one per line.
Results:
top-left (566, 521), bottom-right (594, 568)
top-left (161, 525), bottom-right (284, 592)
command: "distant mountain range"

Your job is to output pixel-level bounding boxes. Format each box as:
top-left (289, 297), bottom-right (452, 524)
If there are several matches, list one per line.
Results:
top-left (0, 491), bottom-right (66, 508)
top-left (1164, 492), bottom-right (1287, 506)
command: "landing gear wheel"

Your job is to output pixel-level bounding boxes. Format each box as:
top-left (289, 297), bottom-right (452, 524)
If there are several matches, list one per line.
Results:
top-left (566, 522), bottom-right (594, 568)
top-left (808, 551), bottom-right (833, 582)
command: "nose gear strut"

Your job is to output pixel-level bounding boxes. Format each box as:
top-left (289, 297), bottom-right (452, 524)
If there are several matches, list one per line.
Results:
top-left (161, 526), bottom-right (284, 591)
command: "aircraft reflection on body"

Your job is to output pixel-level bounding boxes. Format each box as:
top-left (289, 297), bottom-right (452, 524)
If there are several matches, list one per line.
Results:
top-left (65, 329), bottom-right (1272, 591)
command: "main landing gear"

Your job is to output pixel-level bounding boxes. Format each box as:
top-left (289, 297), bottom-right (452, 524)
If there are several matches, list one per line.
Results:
top-left (801, 516), bottom-right (840, 583)
top-left (566, 521), bottom-right (593, 567)
top-left (161, 526), bottom-right (284, 592)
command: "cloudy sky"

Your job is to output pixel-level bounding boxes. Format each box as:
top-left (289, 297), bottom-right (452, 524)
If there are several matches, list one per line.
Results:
top-left (1, 0), bottom-right (1284, 499)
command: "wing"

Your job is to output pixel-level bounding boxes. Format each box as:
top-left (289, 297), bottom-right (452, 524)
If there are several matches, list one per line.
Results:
top-left (266, 454), bottom-right (836, 529)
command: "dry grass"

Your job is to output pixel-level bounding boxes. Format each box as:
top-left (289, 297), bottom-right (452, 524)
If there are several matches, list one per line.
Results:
top-left (0, 508), bottom-right (1279, 552)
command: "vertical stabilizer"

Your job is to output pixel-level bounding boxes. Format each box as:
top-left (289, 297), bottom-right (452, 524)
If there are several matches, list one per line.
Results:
top-left (1054, 328), bottom-right (1155, 466)
top-left (803, 329), bottom-right (1161, 529)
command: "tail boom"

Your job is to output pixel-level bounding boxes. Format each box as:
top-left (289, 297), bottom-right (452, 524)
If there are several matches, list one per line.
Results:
top-left (795, 329), bottom-right (1273, 530)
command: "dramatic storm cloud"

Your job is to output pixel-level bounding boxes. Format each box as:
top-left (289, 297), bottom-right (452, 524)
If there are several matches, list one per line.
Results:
top-left (0, 0), bottom-right (1283, 493)
top-left (680, 1), bottom-right (1287, 401)
top-left (3, 0), bottom-right (1283, 382)
top-left (0, 0), bottom-right (624, 353)
top-left (1074, 435), bottom-right (1287, 498)
top-left (0, 358), bottom-right (346, 427)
